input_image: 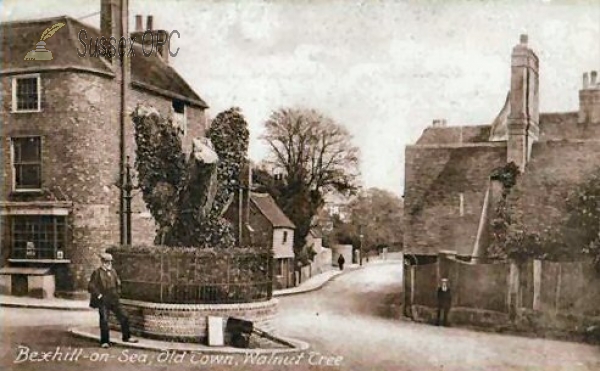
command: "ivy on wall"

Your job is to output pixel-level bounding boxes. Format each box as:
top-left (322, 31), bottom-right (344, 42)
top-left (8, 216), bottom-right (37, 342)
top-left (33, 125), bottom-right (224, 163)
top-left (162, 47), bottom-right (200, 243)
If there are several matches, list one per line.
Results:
top-left (489, 162), bottom-right (600, 267)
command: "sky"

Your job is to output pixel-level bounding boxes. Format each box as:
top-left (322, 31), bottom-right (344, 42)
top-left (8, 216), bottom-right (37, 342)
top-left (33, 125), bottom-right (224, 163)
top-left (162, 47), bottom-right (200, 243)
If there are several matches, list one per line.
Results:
top-left (2, 0), bottom-right (599, 196)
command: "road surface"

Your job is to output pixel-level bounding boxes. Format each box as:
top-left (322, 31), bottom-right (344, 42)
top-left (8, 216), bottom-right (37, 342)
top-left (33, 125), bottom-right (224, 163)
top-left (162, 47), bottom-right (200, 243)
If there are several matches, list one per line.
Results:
top-left (1, 262), bottom-right (599, 371)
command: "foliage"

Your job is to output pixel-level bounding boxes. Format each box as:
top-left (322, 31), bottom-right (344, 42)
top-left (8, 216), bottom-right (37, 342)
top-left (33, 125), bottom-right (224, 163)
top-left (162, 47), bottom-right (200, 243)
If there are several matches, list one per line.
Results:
top-left (489, 162), bottom-right (600, 266)
top-left (323, 188), bottom-right (404, 253)
top-left (490, 161), bottom-right (520, 197)
top-left (260, 108), bottom-right (360, 253)
top-left (131, 106), bottom-right (250, 247)
top-left (208, 107), bottom-right (250, 216)
top-left (563, 168), bottom-right (600, 267)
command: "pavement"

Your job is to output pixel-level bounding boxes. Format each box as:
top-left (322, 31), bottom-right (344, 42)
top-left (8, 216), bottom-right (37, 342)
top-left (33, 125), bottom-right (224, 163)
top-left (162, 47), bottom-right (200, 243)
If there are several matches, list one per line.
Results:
top-left (0, 264), bottom-right (359, 354)
top-left (0, 264), bottom-right (361, 311)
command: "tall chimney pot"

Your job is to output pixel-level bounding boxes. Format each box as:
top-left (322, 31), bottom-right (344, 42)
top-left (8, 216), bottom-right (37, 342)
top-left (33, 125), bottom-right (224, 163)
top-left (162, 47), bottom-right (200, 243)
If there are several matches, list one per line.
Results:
top-left (583, 72), bottom-right (590, 89)
top-left (135, 15), bottom-right (143, 32)
top-left (146, 15), bottom-right (153, 30)
top-left (591, 71), bottom-right (598, 86)
top-left (520, 34), bottom-right (528, 45)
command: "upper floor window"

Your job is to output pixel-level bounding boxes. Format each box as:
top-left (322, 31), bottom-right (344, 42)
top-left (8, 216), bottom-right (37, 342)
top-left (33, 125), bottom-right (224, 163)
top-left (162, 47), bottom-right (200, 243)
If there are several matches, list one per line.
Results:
top-left (172, 99), bottom-right (187, 136)
top-left (12, 137), bottom-right (42, 191)
top-left (12, 75), bottom-right (41, 112)
top-left (283, 230), bottom-right (288, 244)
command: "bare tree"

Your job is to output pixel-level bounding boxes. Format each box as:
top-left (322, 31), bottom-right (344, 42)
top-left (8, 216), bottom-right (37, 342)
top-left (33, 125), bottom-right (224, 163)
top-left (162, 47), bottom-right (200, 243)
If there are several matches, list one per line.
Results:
top-left (261, 108), bottom-right (360, 254)
top-left (263, 108), bottom-right (360, 194)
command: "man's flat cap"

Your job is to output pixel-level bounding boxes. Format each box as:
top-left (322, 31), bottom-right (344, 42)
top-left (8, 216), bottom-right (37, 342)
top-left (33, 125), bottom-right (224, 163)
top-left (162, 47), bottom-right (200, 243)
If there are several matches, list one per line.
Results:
top-left (100, 253), bottom-right (113, 261)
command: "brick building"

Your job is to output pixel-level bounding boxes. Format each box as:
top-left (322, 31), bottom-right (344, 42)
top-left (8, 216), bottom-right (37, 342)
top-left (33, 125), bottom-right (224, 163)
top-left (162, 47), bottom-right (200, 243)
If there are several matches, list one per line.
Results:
top-left (0, 0), bottom-right (208, 298)
top-left (404, 35), bottom-right (600, 261)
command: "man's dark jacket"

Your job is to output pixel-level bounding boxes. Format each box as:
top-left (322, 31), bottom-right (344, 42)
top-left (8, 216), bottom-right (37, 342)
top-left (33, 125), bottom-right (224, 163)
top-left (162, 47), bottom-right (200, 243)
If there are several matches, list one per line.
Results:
top-left (88, 267), bottom-right (122, 308)
top-left (437, 287), bottom-right (452, 309)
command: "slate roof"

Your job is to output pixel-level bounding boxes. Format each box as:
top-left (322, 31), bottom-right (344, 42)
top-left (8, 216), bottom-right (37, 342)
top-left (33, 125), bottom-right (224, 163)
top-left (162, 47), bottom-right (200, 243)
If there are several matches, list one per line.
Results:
top-left (1, 16), bottom-right (207, 108)
top-left (250, 192), bottom-right (296, 229)
top-left (404, 144), bottom-right (507, 256)
top-left (415, 125), bottom-right (492, 145)
top-left (507, 140), bottom-right (600, 235)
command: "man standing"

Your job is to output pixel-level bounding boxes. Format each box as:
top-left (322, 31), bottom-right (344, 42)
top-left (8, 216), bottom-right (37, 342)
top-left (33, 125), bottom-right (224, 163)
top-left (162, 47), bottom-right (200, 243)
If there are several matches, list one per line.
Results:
top-left (436, 278), bottom-right (452, 326)
top-left (88, 253), bottom-right (138, 348)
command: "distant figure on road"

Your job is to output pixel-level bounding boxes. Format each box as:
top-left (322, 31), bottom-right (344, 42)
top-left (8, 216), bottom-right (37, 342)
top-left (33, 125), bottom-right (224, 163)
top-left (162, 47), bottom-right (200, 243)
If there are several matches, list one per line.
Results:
top-left (436, 278), bottom-right (452, 326)
top-left (338, 254), bottom-right (345, 270)
top-left (88, 253), bottom-right (138, 348)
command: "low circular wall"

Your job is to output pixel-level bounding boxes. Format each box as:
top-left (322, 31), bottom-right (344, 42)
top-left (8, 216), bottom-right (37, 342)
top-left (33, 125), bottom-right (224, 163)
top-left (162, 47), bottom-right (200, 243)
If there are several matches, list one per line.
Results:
top-left (110, 298), bottom-right (278, 343)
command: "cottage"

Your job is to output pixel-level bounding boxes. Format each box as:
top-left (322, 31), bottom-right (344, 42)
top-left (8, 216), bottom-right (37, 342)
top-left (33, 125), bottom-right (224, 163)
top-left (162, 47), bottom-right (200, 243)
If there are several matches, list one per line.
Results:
top-left (0, 0), bottom-right (208, 298)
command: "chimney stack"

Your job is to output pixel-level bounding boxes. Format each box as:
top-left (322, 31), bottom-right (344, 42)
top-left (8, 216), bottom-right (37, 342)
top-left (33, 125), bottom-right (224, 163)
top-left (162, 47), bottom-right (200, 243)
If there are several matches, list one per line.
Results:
top-left (130, 14), bottom-right (170, 64)
top-left (579, 70), bottom-right (600, 124)
top-left (520, 34), bottom-right (528, 45)
top-left (146, 15), bottom-right (153, 30)
top-left (135, 14), bottom-right (143, 32)
top-left (507, 34), bottom-right (539, 172)
top-left (100, 0), bottom-right (125, 64)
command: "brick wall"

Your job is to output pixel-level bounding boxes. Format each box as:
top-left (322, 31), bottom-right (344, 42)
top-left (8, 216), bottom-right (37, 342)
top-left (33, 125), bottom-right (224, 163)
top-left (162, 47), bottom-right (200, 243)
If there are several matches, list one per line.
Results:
top-left (111, 298), bottom-right (278, 342)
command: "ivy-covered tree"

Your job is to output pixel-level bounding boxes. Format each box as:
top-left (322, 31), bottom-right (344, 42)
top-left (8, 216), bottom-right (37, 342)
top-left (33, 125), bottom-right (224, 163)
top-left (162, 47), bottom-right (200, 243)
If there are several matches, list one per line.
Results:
top-left (131, 105), bottom-right (250, 247)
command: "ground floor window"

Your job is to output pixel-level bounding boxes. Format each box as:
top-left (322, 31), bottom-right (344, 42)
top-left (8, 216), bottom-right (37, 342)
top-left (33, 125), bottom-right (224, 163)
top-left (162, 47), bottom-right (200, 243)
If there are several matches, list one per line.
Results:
top-left (10, 215), bottom-right (66, 259)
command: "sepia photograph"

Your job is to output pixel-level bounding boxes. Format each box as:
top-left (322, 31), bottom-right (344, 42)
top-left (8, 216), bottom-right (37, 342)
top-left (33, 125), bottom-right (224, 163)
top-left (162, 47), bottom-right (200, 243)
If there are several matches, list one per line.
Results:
top-left (1, 0), bottom-right (599, 370)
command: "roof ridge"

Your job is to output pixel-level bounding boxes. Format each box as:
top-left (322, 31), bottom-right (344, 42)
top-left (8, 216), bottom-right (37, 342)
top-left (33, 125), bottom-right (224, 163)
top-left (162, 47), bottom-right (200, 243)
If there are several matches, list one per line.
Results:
top-left (0, 15), bottom-right (71, 26)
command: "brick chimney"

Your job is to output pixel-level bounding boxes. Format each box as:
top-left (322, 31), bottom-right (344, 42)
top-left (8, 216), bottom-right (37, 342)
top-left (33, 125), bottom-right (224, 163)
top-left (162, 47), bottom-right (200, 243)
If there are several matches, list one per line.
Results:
top-left (507, 34), bottom-right (539, 172)
top-left (101, 0), bottom-right (126, 65)
top-left (130, 15), bottom-right (170, 64)
top-left (578, 71), bottom-right (600, 124)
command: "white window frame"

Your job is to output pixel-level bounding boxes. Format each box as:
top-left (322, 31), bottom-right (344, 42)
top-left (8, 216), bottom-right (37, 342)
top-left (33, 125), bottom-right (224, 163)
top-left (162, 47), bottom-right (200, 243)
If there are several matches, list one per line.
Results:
top-left (11, 136), bottom-right (43, 193)
top-left (12, 74), bottom-right (42, 113)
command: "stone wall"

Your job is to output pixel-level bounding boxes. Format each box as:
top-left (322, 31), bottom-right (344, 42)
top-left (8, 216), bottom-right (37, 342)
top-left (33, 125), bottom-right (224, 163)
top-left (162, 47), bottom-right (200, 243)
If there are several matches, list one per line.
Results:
top-left (1, 70), bottom-right (207, 295)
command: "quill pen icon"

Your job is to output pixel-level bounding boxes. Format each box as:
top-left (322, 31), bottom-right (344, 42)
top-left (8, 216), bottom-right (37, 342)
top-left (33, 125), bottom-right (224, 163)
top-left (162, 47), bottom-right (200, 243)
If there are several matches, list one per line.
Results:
top-left (24, 22), bottom-right (65, 61)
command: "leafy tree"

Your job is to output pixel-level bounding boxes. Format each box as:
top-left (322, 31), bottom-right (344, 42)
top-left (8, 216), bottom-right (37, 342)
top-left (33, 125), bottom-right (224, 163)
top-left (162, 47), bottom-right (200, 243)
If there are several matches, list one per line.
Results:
top-left (261, 108), bottom-right (360, 254)
top-left (324, 188), bottom-right (404, 254)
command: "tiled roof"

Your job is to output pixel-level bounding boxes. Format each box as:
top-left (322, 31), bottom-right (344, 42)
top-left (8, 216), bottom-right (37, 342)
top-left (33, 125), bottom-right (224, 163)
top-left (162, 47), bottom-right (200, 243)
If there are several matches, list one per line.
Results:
top-left (508, 140), bottom-right (600, 235)
top-left (415, 125), bottom-right (492, 145)
top-left (404, 144), bottom-right (507, 255)
top-left (250, 192), bottom-right (296, 229)
top-left (1, 16), bottom-right (207, 108)
top-left (538, 112), bottom-right (600, 141)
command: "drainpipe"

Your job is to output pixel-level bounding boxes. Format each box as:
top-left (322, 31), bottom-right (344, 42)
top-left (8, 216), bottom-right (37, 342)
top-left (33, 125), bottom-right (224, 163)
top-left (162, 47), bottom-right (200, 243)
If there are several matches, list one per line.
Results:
top-left (119, 0), bottom-right (130, 246)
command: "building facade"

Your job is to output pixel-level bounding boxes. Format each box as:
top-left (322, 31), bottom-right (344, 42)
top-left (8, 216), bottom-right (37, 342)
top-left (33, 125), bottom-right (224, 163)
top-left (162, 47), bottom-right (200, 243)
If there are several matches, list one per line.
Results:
top-left (404, 35), bottom-right (600, 261)
top-left (1, 1), bottom-right (208, 298)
